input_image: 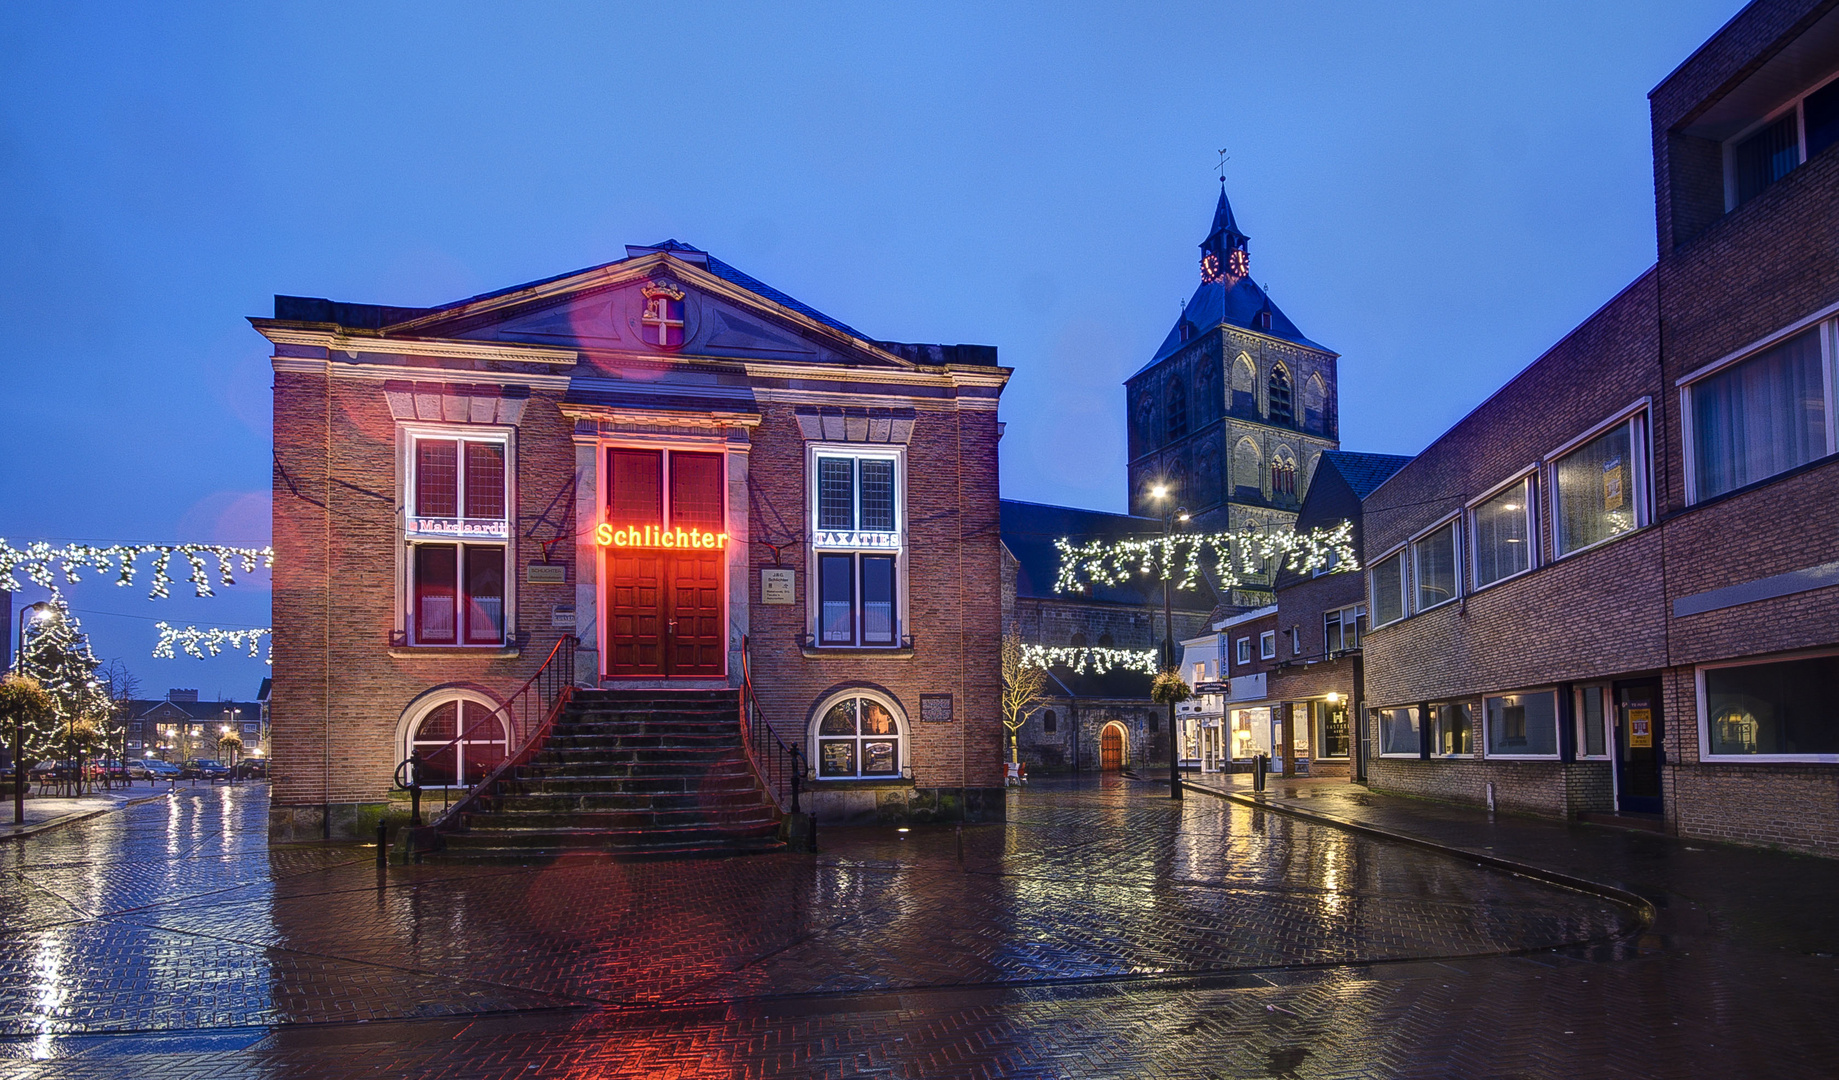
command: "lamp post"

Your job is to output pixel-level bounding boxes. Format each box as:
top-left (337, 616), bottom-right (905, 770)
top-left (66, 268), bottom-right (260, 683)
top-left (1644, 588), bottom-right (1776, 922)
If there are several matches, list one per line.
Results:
top-left (1148, 485), bottom-right (1189, 800)
top-left (222, 707), bottom-right (241, 782)
top-left (13, 601), bottom-right (54, 823)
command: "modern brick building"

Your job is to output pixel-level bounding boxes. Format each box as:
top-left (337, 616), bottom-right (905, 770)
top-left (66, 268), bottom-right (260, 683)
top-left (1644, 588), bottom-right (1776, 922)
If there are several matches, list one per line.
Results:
top-left (260, 240), bottom-right (1009, 840)
top-left (1360, 0), bottom-right (1839, 853)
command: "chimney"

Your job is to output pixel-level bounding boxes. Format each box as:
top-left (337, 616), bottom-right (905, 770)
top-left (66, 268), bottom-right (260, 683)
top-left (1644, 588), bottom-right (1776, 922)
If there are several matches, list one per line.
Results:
top-left (167, 689), bottom-right (198, 703)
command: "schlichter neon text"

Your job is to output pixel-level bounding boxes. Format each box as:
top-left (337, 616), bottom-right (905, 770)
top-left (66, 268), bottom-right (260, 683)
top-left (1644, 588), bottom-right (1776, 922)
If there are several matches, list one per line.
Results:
top-left (595, 524), bottom-right (728, 550)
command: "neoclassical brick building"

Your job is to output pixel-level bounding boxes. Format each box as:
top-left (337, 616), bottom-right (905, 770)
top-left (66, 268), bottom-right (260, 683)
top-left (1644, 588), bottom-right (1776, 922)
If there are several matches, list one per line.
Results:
top-left (1361, 0), bottom-right (1839, 853)
top-left (261, 241), bottom-right (1008, 840)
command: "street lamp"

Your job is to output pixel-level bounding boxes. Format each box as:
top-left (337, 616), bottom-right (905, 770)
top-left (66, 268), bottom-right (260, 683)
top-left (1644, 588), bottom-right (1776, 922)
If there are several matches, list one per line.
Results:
top-left (1148, 485), bottom-right (1190, 801)
top-left (12, 601), bottom-right (55, 824)
top-left (222, 707), bottom-right (241, 781)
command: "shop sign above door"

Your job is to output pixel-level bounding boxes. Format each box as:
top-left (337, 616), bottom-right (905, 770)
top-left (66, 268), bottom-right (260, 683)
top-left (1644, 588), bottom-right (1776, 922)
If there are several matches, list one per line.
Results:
top-left (812, 530), bottom-right (899, 550)
top-left (408, 517), bottom-right (511, 540)
top-left (595, 524), bottom-right (729, 550)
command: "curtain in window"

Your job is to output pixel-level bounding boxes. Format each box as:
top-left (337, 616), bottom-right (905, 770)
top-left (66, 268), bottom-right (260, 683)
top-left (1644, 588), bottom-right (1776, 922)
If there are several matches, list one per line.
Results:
top-left (1379, 708), bottom-right (1419, 756)
top-left (1555, 422), bottom-right (1637, 554)
top-left (819, 554), bottom-right (854, 644)
top-left (1734, 112), bottom-right (1801, 206)
top-left (1485, 692), bottom-right (1557, 756)
top-left (1414, 523), bottom-right (1458, 609)
top-left (861, 556), bottom-right (895, 644)
top-left (415, 545), bottom-right (458, 644)
top-left (1692, 327), bottom-right (1826, 501)
top-left (464, 547), bottom-right (505, 644)
top-left (1371, 552), bottom-right (1405, 625)
top-left (1472, 480), bottom-right (1531, 586)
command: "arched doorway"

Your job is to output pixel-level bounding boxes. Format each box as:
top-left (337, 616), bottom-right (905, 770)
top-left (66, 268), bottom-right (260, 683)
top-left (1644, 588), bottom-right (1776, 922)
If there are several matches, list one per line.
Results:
top-left (1100, 722), bottom-right (1126, 772)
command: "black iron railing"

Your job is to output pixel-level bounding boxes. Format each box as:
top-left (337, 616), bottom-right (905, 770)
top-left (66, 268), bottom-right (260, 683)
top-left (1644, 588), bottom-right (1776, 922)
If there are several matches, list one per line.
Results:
top-left (392, 635), bottom-right (577, 832)
top-left (739, 634), bottom-right (806, 816)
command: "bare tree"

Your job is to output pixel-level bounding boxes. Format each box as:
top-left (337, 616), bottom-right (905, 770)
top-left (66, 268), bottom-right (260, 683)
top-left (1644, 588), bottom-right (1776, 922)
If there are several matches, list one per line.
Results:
top-left (1000, 624), bottom-right (1049, 765)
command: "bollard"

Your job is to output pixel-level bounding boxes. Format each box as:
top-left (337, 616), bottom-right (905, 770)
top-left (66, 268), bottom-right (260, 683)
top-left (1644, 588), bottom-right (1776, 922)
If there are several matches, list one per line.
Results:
top-left (1253, 753), bottom-right (1267, 793)
top-left (376, 819), bottom-right (388, 867)
top-left (808, 813), bottom-right (818, 854)
top-left (956, 824), bottom-right (964, 864)
top-left (1486, 781), bottom-right (1496, 813)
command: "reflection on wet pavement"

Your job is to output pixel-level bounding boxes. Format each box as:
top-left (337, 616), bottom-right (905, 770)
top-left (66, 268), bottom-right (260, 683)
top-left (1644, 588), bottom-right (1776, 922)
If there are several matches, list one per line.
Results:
top-left (0, 776), bottom-right (1830, 1077)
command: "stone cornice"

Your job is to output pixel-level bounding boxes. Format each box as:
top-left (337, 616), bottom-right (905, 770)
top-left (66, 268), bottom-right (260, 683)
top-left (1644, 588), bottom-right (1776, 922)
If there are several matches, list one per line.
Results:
top-left (252, 321), bottom-right (579, 366)
top-left (270, 356), bottom-right (574, 392)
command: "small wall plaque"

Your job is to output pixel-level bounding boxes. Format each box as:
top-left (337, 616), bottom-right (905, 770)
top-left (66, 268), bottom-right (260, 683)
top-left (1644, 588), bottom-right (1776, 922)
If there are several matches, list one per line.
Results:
top-left (527, 563), bottom-right (567, 584)
top-left (761, 568), bottom-right (796, 605)
top-left (920, 693), bottom-right (953, 723)
top-left (551, 605), bottom-right (576, 629)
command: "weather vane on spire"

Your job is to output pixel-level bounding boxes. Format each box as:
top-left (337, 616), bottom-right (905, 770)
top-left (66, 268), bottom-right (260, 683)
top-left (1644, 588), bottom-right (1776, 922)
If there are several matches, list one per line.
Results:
top-left (1217, 148), bottom-right (1229, 183)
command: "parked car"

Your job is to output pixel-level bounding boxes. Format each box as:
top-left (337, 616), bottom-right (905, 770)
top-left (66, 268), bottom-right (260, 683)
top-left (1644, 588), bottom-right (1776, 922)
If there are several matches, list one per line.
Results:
top-left (232, 759), bottom-right (267, 780)
top-left (123, 759), bottom-right (153, 780)
top-left (181, 759), bottom-right (231, 781)
top-left (142, 759), bottom-right (183, 780)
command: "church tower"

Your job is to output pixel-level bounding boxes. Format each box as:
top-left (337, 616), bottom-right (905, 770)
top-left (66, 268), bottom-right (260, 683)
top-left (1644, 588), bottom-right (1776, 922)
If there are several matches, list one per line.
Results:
top-left (1124, 186), bottom-right (1340, 607)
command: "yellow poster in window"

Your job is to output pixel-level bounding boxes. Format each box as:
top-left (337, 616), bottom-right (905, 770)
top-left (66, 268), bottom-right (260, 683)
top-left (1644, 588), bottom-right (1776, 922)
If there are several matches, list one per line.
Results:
top-left (1628, 707), bottom-right (1652, 748)
top-left (1603, 457), bottom-right (1625, 511)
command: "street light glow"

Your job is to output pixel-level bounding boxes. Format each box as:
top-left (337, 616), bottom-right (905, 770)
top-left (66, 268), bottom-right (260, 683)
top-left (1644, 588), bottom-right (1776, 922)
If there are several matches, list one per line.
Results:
top-left (1150, 484), bottom-right (1168, 498)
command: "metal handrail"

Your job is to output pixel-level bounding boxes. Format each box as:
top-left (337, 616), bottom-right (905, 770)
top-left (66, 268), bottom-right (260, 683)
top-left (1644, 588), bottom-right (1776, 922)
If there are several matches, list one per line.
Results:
top-left (739, 634), bottom-right (806, 816)
top-left (392, 635), bottom-right (577, 832)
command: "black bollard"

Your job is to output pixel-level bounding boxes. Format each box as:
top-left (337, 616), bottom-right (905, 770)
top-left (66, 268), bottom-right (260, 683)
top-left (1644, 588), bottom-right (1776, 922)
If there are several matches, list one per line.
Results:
top-left (956, 824), bottom-right (964, 864)
top-left (1254, 753), bottom-right (1267, 793)
top-left (376, 819), bottom-right (388, 866)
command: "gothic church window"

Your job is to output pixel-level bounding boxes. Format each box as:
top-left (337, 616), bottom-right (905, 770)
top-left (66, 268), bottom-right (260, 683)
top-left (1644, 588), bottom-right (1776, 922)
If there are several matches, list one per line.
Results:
top-left (1303, 373), bottom-right (1328, 434)
top-left (1166, 379), bottom-right (1188, 440)
top-left (1233, 438), bottom-right (1263, 500)
top-left (1230, 354), bottom-right (1257, 415)
top-left (1070, 631), bottom-right (1088, 648)
top-left (1268, 364), bottom-right (1294, 426)
top-left (1271, 447), bottom-right (1298, 496)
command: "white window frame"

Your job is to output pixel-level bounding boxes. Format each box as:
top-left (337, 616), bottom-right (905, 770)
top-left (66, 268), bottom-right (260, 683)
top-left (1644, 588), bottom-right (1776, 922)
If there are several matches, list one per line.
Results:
top-left (806, 443), bottom-right (908, 650)
top-left (1574, 683), bottom-right (1613, 762)
top-left (1367, 544), bottom-right (1409, 628)
top-left (1695, 647), bottom-right (1839, 763)
top-left (1429, 700), bottom-right (1476, 758)
top-left (399, 423), bottom-right (516, 648)
top-left (1324, 603), bottom-right (1365, 653)
top-left (1481, 688), bottom-right (1562, 761)
top-left (809, 687), bottom-right (910, 780)
top-left (1289, 627), bottom-right (1301, 656)
top-left (1236, 637), bottom-right (1251, 666)
top-left (1409, 514), bottom-right (1462, 613)
top-left (1376, 705), bottom-right (1422, 759)
top-left (1543, 399), bottom-right (1653, 560)
top-left (1467, 470), bottom-right (1539, 594)
top-left (1721, 67), bottom-right (1839, 212)
top-left (1678, 316), bottom-right (1839, 506)
top-left (1258, 630), bottom-right (1276, 660)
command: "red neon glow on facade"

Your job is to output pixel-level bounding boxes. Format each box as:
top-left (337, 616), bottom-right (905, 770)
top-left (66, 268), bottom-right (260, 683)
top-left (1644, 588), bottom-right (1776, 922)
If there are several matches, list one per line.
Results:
top-left (595, 523), bottom-right (728, 550)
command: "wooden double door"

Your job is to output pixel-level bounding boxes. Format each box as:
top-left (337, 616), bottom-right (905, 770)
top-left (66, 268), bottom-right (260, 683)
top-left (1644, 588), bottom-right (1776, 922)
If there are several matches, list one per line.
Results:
top-left (604, 448), bottom-right (725, 678)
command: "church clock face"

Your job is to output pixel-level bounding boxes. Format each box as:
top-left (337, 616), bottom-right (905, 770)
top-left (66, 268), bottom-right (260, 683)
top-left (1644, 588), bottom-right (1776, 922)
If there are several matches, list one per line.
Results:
top-left (1227, 248), bottom-right (1249, 279)
top-left (1199, 251), bottom-right (1223, 284)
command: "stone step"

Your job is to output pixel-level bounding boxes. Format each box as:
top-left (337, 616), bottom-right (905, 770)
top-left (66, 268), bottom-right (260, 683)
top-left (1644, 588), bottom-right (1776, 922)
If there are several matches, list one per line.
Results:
top-left (501, 773), bottom-right (763, 795)
top-left (464, 806), bottom-right (778, 832)
top-left (441, 819), bottom-right (781, 849)
top-left (428, 836), bottom-right (787, 863)
top-left (493, 790), bottom-right (771, 813)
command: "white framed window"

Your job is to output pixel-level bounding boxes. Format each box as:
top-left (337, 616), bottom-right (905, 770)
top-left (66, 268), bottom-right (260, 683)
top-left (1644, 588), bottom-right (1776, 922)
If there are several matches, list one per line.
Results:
top-left (1236, 637), bottom-right (1251, 666)
top-left (1430, 701), bottom-right (1474, 757)
top-left (1575, 684), bottom-right (1611, 760)
top-left (1378, 706), bottom-right (1420, 757)
top-left (1697, 649), bottom-right (1839, 762)
top-left (404, 427), bottom-right (512, 646)
top-left (1289, 627), bottom-right (1301, 656)
top-left (1323, 604), bottom-right (1364, 652)
top-left (1681, 321), bottom-right (1836, 504)
top-left (1724, 70), bottom-right (1839, 210)
top-left (809, 445), bottom-right (905, 648)
top-left (811, 689), bottom-right (907, 778)
top-left (1483, 689), bottom-right (1559, 759)
top-left (1411, 518), bottom-right (1460, 612)
top-left (1469, 474), bottom-right (1535, 591)
top-left (403, 691), bottom-right (509, 787)
top-left (1259, 630), bottom-right (1276, 660)
top-left (1548, 404), bottom-right (1651, 557)
top-left (1369, 547), bottom-right (1408, 628)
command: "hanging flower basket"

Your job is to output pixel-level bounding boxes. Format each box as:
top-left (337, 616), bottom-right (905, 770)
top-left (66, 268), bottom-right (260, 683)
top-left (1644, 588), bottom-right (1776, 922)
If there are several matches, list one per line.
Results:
top-left (1150, 669), bottom-right (1192, 706)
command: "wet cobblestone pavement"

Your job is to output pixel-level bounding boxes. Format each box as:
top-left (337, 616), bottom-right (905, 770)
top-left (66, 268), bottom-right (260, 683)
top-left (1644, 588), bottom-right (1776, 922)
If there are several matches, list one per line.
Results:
top-left (0, 776), bottom-right (1833, 1077)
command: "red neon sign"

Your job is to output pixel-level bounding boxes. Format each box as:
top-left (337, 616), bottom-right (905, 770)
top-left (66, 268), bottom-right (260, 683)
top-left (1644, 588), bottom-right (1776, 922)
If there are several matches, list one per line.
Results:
top-left (596, 524), bottom-right (728, 550)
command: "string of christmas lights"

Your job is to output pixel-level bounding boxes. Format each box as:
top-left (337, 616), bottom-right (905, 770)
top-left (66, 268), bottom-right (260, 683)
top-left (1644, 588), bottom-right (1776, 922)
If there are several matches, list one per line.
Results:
top-left (0, 540), bottom-right (273, 599)
top-left (1019, 644), bottom-right (1160, 676)
top-left (1051, 522), bottom-right (1357, 595)
top-left (153, 623), bottom-right (273, 664)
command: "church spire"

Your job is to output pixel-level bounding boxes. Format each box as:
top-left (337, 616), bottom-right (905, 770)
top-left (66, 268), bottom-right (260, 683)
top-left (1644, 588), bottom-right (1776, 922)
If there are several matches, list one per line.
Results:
top-left (1199, 183), bottom-right (1250, 284)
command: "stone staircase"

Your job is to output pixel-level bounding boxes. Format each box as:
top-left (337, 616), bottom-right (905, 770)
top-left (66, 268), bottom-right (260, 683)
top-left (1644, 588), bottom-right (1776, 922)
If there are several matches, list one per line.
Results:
top-left (436, 688), bottom-right (786, 860)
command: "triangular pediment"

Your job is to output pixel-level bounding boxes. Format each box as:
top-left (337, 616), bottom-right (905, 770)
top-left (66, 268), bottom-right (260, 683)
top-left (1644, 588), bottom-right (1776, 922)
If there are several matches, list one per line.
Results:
top-left (398, 254), bottom-right (907, 367)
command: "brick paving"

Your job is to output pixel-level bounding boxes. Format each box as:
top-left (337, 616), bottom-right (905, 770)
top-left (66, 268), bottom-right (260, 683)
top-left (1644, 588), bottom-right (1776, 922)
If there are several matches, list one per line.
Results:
top-left (0, 776), bottom-right (1833, 1077)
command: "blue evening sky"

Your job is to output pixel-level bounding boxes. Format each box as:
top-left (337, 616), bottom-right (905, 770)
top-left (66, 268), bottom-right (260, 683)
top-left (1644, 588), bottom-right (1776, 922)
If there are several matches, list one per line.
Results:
top-left (0, 1), bottom-right (1739, 696)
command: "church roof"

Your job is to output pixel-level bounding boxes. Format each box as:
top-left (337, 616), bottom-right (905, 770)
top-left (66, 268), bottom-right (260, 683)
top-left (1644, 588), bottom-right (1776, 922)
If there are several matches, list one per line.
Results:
top-left (1320, 450), bottom-right (1413, 499)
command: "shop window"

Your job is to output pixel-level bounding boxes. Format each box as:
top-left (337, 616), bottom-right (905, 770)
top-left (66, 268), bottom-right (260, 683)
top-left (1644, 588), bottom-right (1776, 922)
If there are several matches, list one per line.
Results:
top-left (1413, 520), bottom-right (1459, 611)
top-left (1369, 549), bottom-right (1407, 627)
top-left (1484, 690), bottom-right (1558, 758)
top-left (1378, 707), bottom-right (1420, 757)
top-left (1043, 709), bottom-right (1058, 734)
top-left (1319, 702), bottom-right (1351, 759)
top-left (1700, 652), bottom-right (1839, 759)
top-left (1576, 685), bottom-right (1610, 758)
top-left (1470, 477), bottom-right (1533, 589)
top-left (1686, 324), bottom-right (1832, 503)
top-left (1553, 413), bottom-right (1648, 555)
top-left (813, 694), bottom-right (904, 778)
top-left (1259, 631), bottom-right (1276, 660)
top-left (408, 698), bottom-right (508, 787)
top-left (811, 448), bottom-right (903, 649)
top-left (1432, 701), bottom-right (1473, 756)
top-left (406, 431), bottom-right (511, 646)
